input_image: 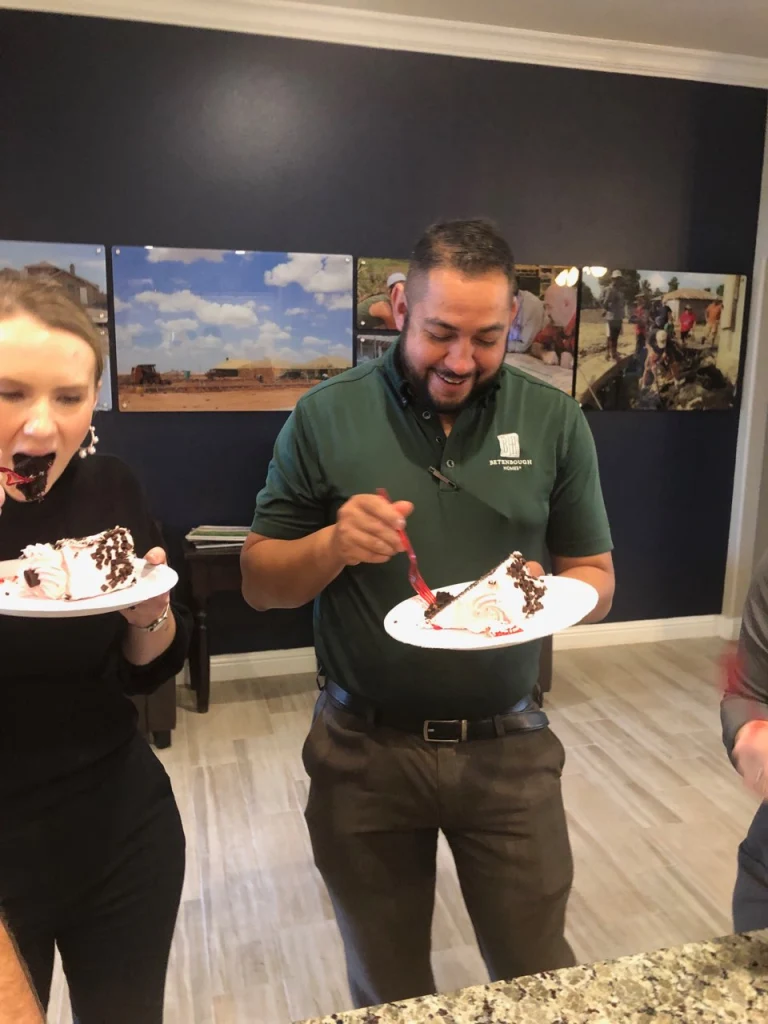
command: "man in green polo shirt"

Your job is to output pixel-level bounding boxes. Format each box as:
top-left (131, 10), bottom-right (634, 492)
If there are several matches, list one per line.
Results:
top-left (242, 219), bottom-right (614, 1009)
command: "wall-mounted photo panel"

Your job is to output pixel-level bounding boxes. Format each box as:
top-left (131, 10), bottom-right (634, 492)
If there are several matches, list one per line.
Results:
top-left (577, 268), bottom-right (747, 410)
top-left (113, 247), bottom-right (353, 412)
top-left (356, 333), bottom-right (396, 366)
top-left (0, 240), bottom-right (112, 410)
top-left (505, 264), bottom-right (578, 396)
top-left (356, 257), bottom-right (408, 331)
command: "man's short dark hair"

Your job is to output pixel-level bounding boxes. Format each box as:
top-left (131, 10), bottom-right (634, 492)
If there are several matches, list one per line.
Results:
top-left (406, 219), bottom-right (515, 300)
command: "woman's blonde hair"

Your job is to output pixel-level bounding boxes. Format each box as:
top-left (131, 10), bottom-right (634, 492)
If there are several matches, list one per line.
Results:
top-left (0, 277), bottom-right (105, 384)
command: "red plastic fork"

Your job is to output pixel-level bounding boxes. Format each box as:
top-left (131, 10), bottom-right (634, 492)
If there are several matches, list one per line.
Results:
top-left (376, 488), bottom-right (437, 606)
top-left (0, 467), bottom-right (35, 486)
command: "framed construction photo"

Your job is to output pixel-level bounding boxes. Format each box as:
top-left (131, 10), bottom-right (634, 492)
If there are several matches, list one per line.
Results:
top-left (504, 264), bottom-right (579, 396)
top-left (577, 268), bottom-right (747, 410)
top-left (356, 257), bottom-right (408, 331)
top-left (113, 247), bottom-right (354, 412)
top-left (0, 240), bottom-right (112, 410)
top-left (355, 332), bottom-right (396, 365)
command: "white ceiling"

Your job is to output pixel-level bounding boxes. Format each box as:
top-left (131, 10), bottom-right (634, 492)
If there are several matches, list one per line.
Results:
top-left (295, 0), bottom-right (768, 59)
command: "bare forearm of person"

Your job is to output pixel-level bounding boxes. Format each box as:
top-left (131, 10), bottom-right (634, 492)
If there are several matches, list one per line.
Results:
top-left (122, 611), bottom-right (177, 667)
top-left (241, 528), bottom-right (344, 611)
top-left (0, 919), bottom-right (42, 1024)
top-left (557, 565), bottom-right (614, 622)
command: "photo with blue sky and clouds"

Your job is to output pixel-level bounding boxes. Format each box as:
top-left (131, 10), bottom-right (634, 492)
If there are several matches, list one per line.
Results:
top-left (0, 240), bottom-right (112, 410)
top-left (112, 247), bottom-right (354, 376)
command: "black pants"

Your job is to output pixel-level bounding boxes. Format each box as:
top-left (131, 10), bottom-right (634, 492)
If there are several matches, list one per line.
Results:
top-left (0, 734), bottom-right (185, 1023)
top-left (303, 691), bottom-right (574, 1009)
top-left (734, 801), bottom-right (768, 932)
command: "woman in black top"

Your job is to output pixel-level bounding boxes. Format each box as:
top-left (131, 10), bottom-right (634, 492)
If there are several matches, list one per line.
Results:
top-left (0, 279), bottom-right (189, 1022)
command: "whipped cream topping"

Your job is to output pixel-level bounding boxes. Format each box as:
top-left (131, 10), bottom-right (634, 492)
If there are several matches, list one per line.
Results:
top-left (19, 527), bottom-right (137, 601)
top-left (426, 552), bottom-right (547, 636)
top-left (20, 545), bottom-right (68, 600)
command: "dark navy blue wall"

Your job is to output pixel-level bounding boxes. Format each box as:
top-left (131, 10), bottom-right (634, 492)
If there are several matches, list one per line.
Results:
top-left (1, 11), bottom-right (764, 649)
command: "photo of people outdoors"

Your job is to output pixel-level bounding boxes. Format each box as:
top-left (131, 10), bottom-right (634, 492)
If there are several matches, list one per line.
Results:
top-left (577, 268), bottom-right (747, 410)
top-left (504, 265), bottom-right (578, 395)
top-left (356, 258), bottom-right (408, 331)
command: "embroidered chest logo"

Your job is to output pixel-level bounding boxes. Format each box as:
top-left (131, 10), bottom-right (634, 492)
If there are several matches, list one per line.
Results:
top-left (490, 432), bottom-right (533, 472)
top-left (497, 433), bottom-right (520, 458)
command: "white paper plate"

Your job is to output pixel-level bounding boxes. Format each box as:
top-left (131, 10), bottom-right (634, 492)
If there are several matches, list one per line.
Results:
top-left (0, 559), bottom-right (178, 619)
top-left (384, 575), bottom-right (598, 650)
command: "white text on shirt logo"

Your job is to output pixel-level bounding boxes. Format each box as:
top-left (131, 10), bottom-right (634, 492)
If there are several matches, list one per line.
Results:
top-left (489, 458), bottom-right (534, 472)
top-left (492, 433), bottom-right (532, 471)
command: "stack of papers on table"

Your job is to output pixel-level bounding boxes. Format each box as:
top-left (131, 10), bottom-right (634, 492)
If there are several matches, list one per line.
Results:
top-left (185, 526), bottom-right (250, 549)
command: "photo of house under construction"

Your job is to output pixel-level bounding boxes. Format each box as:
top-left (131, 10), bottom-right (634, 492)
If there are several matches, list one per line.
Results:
top-left (113, 245), bottom-right (353, 412)
top-left (0, 240), bottom-right (112, 410)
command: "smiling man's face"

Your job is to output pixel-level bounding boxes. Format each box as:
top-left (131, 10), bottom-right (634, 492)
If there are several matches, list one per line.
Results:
top-left (395, 267), bottom-right (512, 417)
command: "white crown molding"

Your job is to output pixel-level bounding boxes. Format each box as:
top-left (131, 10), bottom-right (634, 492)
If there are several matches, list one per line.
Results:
top-left (204, 614), bottom-right (734, 684)
top-left (6, 0), bottom-right (768, 89)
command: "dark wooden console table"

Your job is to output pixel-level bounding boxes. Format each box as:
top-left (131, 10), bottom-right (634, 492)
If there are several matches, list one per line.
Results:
top-left (183, 542), bottom-right (243, 712)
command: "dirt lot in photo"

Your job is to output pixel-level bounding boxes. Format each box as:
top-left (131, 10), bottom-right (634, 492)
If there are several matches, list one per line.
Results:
top-left (118, 382), bottom-right (317, 412)
top-left (575, 315), bottom-right (639, 403)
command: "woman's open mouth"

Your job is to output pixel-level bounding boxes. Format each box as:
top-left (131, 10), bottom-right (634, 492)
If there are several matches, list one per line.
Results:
top-left (11, 452), bottom-right (56, 502)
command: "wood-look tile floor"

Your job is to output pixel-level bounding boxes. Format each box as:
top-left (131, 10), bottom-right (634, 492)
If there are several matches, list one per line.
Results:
top-left (47, 639), bottom-right (758, 1023)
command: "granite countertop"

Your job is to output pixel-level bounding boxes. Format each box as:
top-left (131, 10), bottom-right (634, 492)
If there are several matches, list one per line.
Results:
top-left (296, 930), bottom-right (768, 1023)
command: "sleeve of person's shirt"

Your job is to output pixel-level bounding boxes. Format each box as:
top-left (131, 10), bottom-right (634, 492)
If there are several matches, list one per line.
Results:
top-left (546, 403), bottom-right (613, 558)
top-left (251, 400), bottom-right (327, 540)
top-left (721, 551), bottom-right (768, 764)
top-left (506, 338), bottom-right (530, 354)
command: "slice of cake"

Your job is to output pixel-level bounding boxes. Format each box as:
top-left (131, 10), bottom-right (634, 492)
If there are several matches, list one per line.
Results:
top-left (424, 552), bottom-right (547, 637)
top-left (11, 452), bottom-right (55, 503)
top-left (19, 526), bottom-right (137, 601)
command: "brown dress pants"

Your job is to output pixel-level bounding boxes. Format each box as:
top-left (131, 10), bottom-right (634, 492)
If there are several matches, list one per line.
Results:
top-left (302, 690), bottom-right (575, 1009)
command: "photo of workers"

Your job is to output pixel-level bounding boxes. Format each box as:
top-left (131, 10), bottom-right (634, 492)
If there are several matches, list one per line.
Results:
top-left (356, 258), bottom-right (409, 331)
top-left (504, 265), bottom-right (579, 395)
top-left (577, 268), bottom-right (747, 411)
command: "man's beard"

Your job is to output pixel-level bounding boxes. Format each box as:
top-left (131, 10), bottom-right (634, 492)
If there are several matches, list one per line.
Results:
top-left (399, 317), bottom-right (503, 415)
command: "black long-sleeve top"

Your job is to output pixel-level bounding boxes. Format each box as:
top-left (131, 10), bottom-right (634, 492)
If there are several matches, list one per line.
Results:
top-left (0, 454), bottom-right (191, 821)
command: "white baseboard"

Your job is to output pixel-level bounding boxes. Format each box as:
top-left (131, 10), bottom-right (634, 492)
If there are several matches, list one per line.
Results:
top-left (208, 614), bottom-right (739, 682)
top-left (211, 647), bottom-right (317, 682)
top-left (554, 614), bottom-right (736, 649)
top-left (718, 616), bottom-right (742, 642)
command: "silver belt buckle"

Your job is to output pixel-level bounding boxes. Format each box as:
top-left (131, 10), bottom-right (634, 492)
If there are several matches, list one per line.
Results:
top-left (423, 719), bottom-right (468, 743)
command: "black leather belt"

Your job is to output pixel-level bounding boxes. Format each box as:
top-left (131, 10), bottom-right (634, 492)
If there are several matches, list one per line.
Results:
top-left (322, 678), bottom-right (548, 743)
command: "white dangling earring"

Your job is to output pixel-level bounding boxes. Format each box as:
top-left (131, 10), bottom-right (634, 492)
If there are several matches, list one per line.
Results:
top-left (78, 424), bottom-right (99, 459)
